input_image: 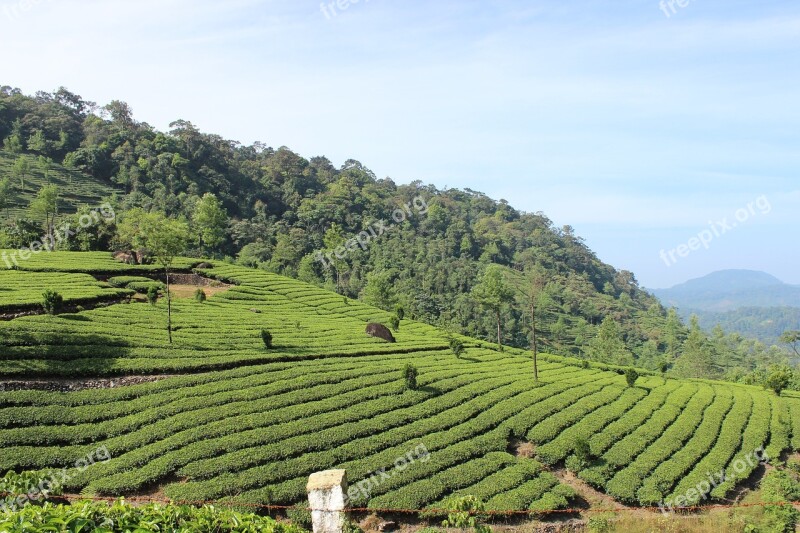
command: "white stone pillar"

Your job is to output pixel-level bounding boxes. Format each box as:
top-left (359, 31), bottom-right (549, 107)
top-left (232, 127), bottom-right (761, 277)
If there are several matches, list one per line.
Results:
top-left (307, 469), bottom-right (348, 533)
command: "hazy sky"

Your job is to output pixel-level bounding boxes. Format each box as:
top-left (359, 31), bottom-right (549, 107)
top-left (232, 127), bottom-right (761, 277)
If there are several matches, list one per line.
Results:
top-left (2, 0), bottom-right (798, 288)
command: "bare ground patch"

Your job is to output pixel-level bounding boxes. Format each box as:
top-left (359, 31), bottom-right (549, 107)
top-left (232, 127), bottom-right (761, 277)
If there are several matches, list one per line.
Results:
top-left (0, 374), bottom-right (175, 392)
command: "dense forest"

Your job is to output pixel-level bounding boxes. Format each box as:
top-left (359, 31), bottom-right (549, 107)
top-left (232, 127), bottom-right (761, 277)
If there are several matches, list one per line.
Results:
top-left (0, 85), bottom-right (797, 389)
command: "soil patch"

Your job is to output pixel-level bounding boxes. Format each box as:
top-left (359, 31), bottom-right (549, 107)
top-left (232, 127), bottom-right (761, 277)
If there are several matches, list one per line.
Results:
top-left (0, 374), bottom-right (174, 392)
top-left (170, 283), bottom-right (230, 299)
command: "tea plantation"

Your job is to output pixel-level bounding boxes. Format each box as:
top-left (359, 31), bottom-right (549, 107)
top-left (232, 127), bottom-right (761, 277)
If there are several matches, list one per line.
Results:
top-left (0, 252), bottom-right (798, 516)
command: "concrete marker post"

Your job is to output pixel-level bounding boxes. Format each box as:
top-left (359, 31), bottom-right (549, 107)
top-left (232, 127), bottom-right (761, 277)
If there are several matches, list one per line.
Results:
top-left (307, 469), bottom-right (348, 533)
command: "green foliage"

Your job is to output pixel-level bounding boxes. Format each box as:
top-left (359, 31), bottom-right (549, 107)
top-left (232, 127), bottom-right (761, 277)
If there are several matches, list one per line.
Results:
top-left (403, 363), bottom-right (418, 391)
top-left (261, 329), bottom-right (273, 349)
top-left (759, 470), bottom-right (800, 532)
top-left (285, 503), bottom-right (311, 528)
top-left (671, 315), bottom-right (716, 379)
top-left (194, 288), bottom-right (207, 303)
top-left (440, 495), bottom-right (490, 533)
top-left (27, 184), bottom-right (59, 238)
top-left (574, 437), bottom-right (592, 464)
top-left (449, 337), bottom-right (465, 358)
top-left (389, 315), bottom-right (400, 331)
top-left (473, 265), bottom-right (514, 351)
top-left (40, 289), bottom-right (63, 315)
top-left (147, 284), bottom-right (159, 305)
top-left (0, 253), bottom-right (795, 517)
top-left (192, 192), bottom-right (228, 253)
top-left (766, 365), bottom-right (793, 395)
top-left (117, 209), bottom-right (189, 269)
top-left (0, 498), bottom-right (305, 533)
top-left (590, 317), bottom-right (632, 366)
top-left (624, 368), bottom-right (639, 387)
top-left (586, 514), bottom-right (615, 533)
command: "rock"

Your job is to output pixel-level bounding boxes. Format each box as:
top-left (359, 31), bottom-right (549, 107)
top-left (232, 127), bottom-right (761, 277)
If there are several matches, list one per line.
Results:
top-left (366, 323), bottom-right (395, 343)
top-left (377, 521), bottom-right (396, 532)
top-left (249, 308), bottom-right (262, 313)
top-left (196, 262), bottom-right (213, 269)
top-left (113, 251), bottom-right (135, 265)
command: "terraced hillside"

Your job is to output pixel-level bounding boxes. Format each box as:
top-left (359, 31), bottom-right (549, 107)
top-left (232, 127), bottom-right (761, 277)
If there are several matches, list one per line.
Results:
top-left (0, 252), bottom-right (798, 516)
top-left (0, 151), bottom-right (119, 219)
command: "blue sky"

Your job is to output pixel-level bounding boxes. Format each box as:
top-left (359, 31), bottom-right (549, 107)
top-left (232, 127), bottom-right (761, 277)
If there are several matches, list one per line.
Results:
top-left (2, 0), bottom-right (798, 288)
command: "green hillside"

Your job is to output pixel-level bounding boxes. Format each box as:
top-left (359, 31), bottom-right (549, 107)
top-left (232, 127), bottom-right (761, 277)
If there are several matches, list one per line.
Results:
top-left (0, 251), bottom-right (797, 518)
top-left (2, 86), bottom-right (796, 391)
top-left (0, 150), bottom-right (119, 219)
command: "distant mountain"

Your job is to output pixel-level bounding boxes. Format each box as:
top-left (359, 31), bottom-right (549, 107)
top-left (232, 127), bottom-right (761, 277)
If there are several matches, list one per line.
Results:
top-left (651, 270), bottom-right (800, 312)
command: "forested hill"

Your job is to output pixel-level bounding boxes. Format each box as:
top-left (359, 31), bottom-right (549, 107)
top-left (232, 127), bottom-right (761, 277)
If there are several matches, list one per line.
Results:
top-left (0, 85), bottom-right (796, 385)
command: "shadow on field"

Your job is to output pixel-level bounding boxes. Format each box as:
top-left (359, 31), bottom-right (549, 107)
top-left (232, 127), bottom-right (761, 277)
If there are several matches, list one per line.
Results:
top-left (0, 330), bottom-right (132, 378)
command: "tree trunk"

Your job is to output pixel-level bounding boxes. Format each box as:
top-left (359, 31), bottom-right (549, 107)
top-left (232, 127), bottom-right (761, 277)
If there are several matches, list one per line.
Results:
top-left (530, 302), bottom-right (539, 382)
top-left (496, 309), bottom-right (502, 352)
top-left (166, 265), bottom-right (173, 344)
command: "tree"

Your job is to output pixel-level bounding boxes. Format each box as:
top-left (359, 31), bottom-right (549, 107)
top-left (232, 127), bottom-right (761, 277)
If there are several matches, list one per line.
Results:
top-left (780, 330), bottom-right (800, 358)
top-left (361, 270), bottom-right (396, 310)
top-left (522, 266), bottom-right (546, 381)
top-left (27, 130), bottom-right (47, 154)
top-left (117, 209), bottom-right (189, 343)
top-left (765, 365), bottom-right (793, 396)
top-left (28, 185), bottom-right (59, 244)
top-left (591, 316), bottom-right (632, 366)
top-left (191, 193), bottom-right (228, 253)
top-left (321, 223), bottom-right (346, 292)
top-left (663, 308), bottom-right (684, 359)
top-left (672, 315), bottom-right (715, 379)
top-left (0, 177), bottom-right (13, 217)
top-left (12, 157), bottom-right (29, 190)
top-left (403, 363), bottom-right (418, 391)
top-left (473, 265), bottom-right (514, 351)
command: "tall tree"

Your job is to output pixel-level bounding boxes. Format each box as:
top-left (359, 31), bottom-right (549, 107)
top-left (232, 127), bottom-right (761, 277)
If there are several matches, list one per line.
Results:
top-left (522, 266), bottom-right (547, 381)
top-left (191, 192), bottom-right (228, 253)
top-left (473, 265), bottom-right (514, 351)
top-left (780, 330), bottom-right (800, 358)
top-left (12, 157), bottom-right (29, 190)
top-left (28, 185), bottom-right (59, 245)
top-left (0, 177), bottom-right (13, 218)
top-left (591, 316), bottom-right (633, 366)
top-left (118, 209), bottom-right (189, 344)
top-left (672, 315), bottom-right (715, 379)
top-left (27, 130), bottom-right (47, 154)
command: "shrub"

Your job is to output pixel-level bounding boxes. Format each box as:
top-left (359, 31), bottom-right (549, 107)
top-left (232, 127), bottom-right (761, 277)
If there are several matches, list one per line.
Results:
top-left (449, 337), bottom-right (465, 358)
top-left (146, 285), bottom-right (159, 306)
top-left (41, 289), bottom-right (63, 315)
top-left (285, 503), bottom-right (311, 528)
top-left (194, 288), bottom-right (207, 303)
top-left (765, 366), bottom-right (792, 395)
top-left (575, 437), bottom-right (593, 464)
top-left (394, 305), bottom-right (405, 320)
top-left (390, 315), bottom-right (400, 331)
top-left (587, 514), bottom-right (615, 533)
top-left (441, 495), bottom-right (489, 533)
top-left (625, 368), bottom-right (639, 387)
top-left (403, 363), bottom-right (418, 391)
top-left (261, 329), bottom-right (273, 349)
